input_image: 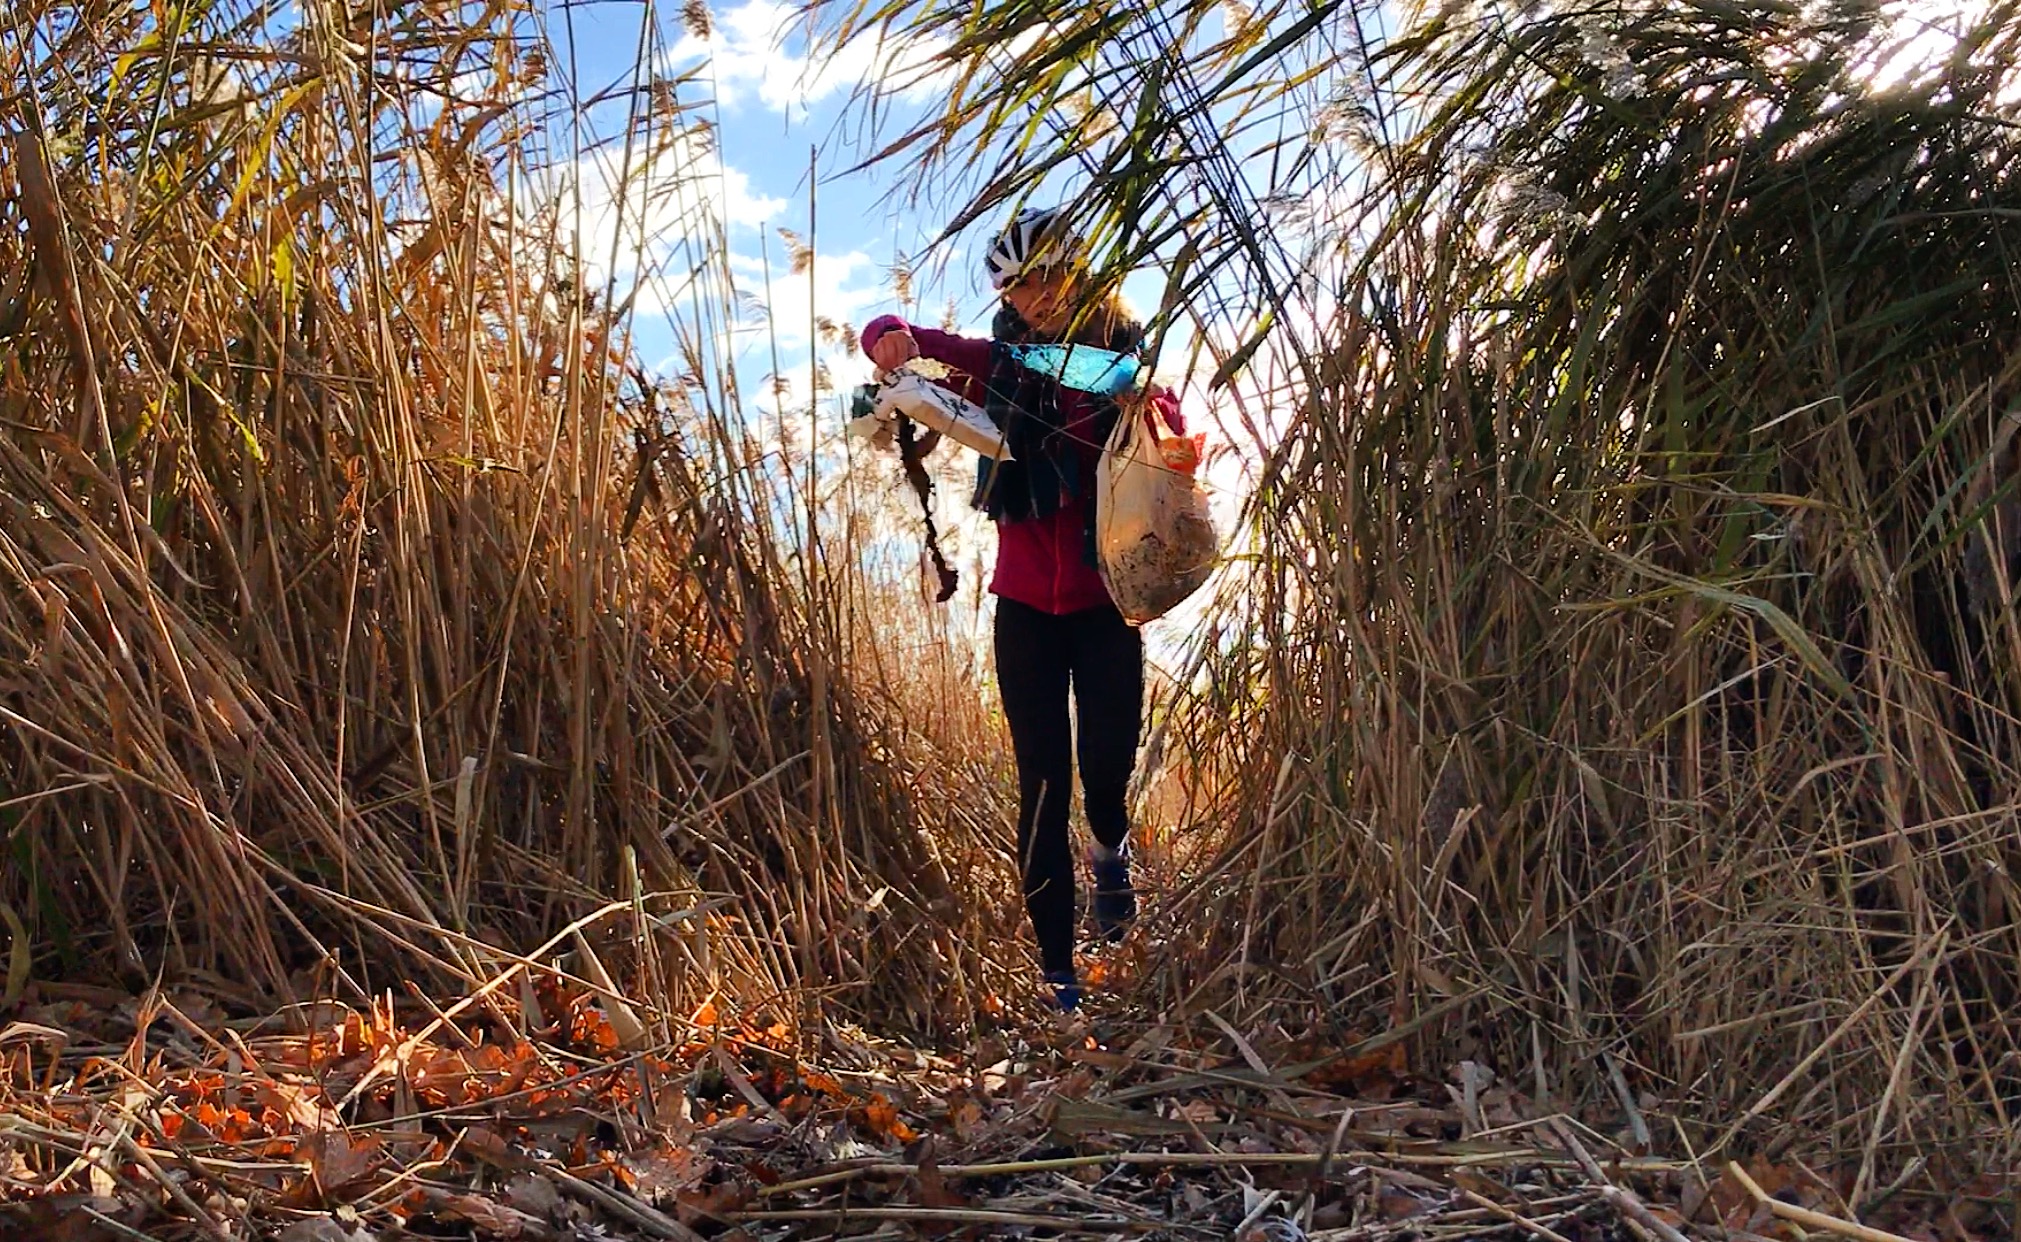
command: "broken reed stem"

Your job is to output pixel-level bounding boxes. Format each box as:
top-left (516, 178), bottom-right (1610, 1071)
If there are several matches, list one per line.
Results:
top-left (1454, 1188), bottom-right (1581, 1242)
top-left (545, 1164), bottom-right (708, 1242)
top-left (733, 1206), bottom-right (1158, 1233)
top-left (1727, 1162), bottom-right (1921, 1242)
top-left (1549, 1121), bottom-right (1687, 1242)
top-left (759, 1146), bottom-right (1682, 1198)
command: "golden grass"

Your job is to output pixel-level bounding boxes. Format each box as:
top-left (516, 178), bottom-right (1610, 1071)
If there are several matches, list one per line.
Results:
top-left (15, 0), bottom-right (2021, 1208)
top-left (812, 0), bottom-right (2021, 1187)
top-left (0, 0), bottom-right (1024, 1040)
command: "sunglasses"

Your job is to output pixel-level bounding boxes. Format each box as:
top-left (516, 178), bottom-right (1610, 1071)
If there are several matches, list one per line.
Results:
top-left (1004, 264), bottom-right (1071, 291)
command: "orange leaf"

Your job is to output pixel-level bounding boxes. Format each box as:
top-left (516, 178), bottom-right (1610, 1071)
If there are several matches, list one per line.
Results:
top-left (1305, 1043), bottom-right (1409, 1095)
top-left (802, 1070), bottom-right (846, 1099)
top-left (299, 1129), bottom-right (381, 1197)
top-left (949, 1097), bottom-right (986, 1143)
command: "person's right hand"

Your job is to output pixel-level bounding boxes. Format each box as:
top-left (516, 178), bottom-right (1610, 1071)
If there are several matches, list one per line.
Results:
top-left (869, 327), bottom-right (920, 374)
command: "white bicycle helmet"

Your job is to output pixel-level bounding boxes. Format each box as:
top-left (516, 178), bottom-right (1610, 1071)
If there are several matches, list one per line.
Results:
top-left (984, 207), bottom-right (1083, 290)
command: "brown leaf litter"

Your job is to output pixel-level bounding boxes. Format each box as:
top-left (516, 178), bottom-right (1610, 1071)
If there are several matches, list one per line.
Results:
top-left (0, 978), bottom-right (2005, 1240)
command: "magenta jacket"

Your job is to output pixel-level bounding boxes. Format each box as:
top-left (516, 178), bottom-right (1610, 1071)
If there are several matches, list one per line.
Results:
top-left (862, 314), bottom-right (1185, 616)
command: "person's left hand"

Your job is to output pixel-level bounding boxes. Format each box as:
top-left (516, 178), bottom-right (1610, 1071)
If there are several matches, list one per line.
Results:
top-left (1117, 380), bottom-right (1169, 419)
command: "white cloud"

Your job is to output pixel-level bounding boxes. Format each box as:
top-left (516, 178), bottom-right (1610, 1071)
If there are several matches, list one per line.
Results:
top-left (717, 163), bottom-right (790, 229)
top-left (536, 128), bottom-right (787, 293)
top-left (726, 247), bottom-right (891, 352)
top-left (667, 0), bottom-right (954, 114)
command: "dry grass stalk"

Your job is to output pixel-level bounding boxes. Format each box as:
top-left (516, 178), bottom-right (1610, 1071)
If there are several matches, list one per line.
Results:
top-left (815, 0), bottom-right (2021, 1187)
top-left (0, 0), bottom-right (1024, 1042)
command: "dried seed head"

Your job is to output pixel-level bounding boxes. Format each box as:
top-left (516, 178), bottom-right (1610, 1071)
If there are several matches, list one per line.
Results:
top-left (1494, 166), bottom-right (1577, 233)
top-left (1575, 20), bottom-right (1647, 98)
top-left (778, 228), bottom-right (812, 275)
top-left (650, 76), bottom-right (687, 123)
top-left (681, 0), bottom-right (713, 40)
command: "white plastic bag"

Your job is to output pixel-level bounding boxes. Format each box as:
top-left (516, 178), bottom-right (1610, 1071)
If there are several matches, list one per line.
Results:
top-left (846, 371), bottom-right (1013, 459)
top-left (1094, 407), bottom-right (1218, 625)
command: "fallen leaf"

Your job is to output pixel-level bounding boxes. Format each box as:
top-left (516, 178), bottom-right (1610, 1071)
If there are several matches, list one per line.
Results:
top-left (914, 1138), bottom-right (968, 1211)
top-left (1308, 1202), bottom-right (1352, 1230)
top-left (1379, 1188), bottom-right (1429, 1221)
top-left (420, 1188), bottom-right (553, 1239)
top-left (504, 1172), bottom-right (564, 1220)
top-left (258, 1081), bottom-right (340, 1134)
top-left (298, 1129), bottom-right (381, 1198)
top-left (673, 1177), bottom-right (755, 1227)
top-left (948, 1095), bottom-right (986, 1142)
top-left (626, 1146), bottom-right (710, 1204)
top-left (801, 1069), bottom-right (847, 1098)
top-left (1175, 1100), bottom-right (1220, 1124)
top-left (1306, 1042), bottom-right (1409, 1096)
top-left (276, 1220), bottom-right (369, 1242)
top-left (860, 1097), bottom-right (917, 1144)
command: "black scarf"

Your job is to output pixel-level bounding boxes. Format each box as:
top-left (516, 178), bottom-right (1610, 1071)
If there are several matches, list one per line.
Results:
top-left (973, 305), bottom-right (1144, 546)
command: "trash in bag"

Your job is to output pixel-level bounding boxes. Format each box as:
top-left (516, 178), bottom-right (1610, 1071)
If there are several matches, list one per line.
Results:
top-left (1094, 406), bottom-right (1218, 625)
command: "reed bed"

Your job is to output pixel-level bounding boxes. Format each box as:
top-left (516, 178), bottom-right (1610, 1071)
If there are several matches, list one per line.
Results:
top-left (0, 0), bottom-right (1025, 1043)
top-left (824, 0), bottom-right (2021, 1190)
top-left (13, 0), bottom-right (2021, 1213)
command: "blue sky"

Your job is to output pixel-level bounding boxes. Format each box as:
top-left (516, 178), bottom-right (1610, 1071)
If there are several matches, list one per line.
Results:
top-left (544, 0), bottom-right (987, 407)
top-left (541, 0), bottom-right (1204, 422)
top-left (533, 0), bottom-right (1259, 655)
top-left (526, 0), bottom-right (1441, 662)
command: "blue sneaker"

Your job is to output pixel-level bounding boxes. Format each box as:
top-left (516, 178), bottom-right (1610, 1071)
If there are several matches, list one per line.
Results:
top-left (1089, 846), bottom-right (1137, 943)
top-left (1045, 969), bottom-right (1082, 1012)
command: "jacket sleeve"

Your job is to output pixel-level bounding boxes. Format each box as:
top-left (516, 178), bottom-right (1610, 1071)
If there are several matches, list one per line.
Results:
top-left (860, 315), bottom-right (995, 381)
top-left (860, 315), bottom-right (995, 408)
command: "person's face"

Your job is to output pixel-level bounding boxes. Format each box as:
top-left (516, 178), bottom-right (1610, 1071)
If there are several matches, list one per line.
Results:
top-left (1002, 265), bottom-right (1080, 335)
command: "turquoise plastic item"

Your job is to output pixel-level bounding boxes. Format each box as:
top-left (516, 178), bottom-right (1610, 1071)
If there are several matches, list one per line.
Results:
top-left (1005, 343), bottom-right (1141, 396)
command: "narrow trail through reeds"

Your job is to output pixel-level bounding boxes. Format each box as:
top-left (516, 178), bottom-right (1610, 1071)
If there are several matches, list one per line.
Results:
top-left (816, 0), bottom-right (2021, 1204)
top-left (5, 0), bottom-right (2021, 1236)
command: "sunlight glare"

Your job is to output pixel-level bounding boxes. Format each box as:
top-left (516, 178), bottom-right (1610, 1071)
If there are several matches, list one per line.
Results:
top-left (1849, 0), bottom-right (1999, 96)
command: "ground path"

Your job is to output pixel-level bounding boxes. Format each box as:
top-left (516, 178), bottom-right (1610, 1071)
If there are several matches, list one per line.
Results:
top-left (0, 968), bottom-right (1963, 1241)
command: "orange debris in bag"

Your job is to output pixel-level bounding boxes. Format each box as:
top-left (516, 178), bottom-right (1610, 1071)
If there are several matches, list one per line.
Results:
top-left (1158, 431), bottom-right (1206, 475)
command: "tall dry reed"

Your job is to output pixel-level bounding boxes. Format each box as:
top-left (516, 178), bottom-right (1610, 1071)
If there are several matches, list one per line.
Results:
top-left (0, 0), bottom-right (1023, 1040)
top-left (825, 0), bottom-right (2021, 1183)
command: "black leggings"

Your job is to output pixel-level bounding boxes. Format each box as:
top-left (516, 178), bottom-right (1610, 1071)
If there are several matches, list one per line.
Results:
top-left (993, 597), bottom-right (1144, 976)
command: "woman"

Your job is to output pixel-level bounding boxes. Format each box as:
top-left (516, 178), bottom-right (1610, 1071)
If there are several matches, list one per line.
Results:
top-left (861, 206), bottom-right (1185, 1012)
